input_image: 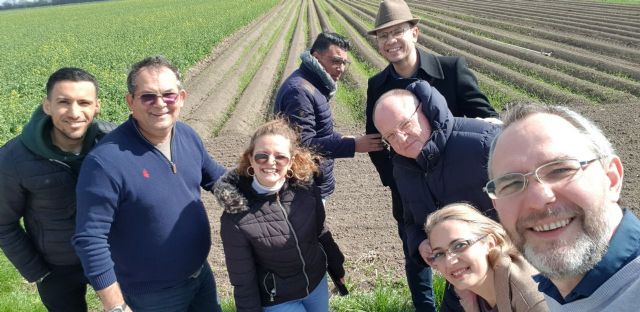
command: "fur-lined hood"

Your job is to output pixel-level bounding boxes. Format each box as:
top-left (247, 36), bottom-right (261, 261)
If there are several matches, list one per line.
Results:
top-left (213, 169), bottom-right (313, 214)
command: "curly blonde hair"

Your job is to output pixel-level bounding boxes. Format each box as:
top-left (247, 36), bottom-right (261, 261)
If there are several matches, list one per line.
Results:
top-left (237, 117), bottom-right (319, 183)
top-left (424, 203), bottom-right (518, 268)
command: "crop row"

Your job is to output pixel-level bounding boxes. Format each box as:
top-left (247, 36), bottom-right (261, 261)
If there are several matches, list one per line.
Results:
top-left (318, 0), bottom-right (638, 107)
top-left (0, 0), bottom-right (279, 146)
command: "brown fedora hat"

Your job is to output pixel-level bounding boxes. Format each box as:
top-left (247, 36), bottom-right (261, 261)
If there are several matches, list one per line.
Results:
top-left (367, 0), bottom-right (420, 35)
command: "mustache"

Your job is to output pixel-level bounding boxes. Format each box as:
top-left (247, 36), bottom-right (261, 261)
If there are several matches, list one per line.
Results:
top-left (515, 205), bottom-right (581, 231)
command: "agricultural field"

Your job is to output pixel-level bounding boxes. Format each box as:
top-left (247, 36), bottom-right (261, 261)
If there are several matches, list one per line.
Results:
top-left (1, 0), bottom-right (639, 311)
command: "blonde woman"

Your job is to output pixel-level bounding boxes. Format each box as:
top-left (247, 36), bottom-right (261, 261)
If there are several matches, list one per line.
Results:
top-left (424, 203), bottom-right (548, 312)
top-left (214, 118), bottom-right (346, 312)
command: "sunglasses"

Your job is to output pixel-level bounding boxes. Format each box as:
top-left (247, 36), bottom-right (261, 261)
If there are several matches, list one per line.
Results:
top-left (253, 153), bottom-right (290, 166)
top-left (137, 92), bottom-right (179, 106)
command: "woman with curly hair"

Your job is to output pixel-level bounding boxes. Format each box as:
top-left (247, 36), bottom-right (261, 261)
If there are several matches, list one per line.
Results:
top-left (214, 118), bottom-right (346, 312)
top-left (424, 203), bottom-right (548, 312)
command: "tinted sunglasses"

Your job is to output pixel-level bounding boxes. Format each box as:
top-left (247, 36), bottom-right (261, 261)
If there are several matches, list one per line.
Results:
top-left (253, 153), bottom-right (290, 165)
top-left (138, 92), bottom-right (179, 106)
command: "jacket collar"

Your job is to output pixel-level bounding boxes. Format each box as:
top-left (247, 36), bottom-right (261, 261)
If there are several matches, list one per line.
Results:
top-left (405, 81), bottom-right (453, 172)
top-left (381, 48), bottom-right (444, 83)
top-left (213, 169), bottom-right (312, 214)
top-left (299, 50), bottom-right (336, 98)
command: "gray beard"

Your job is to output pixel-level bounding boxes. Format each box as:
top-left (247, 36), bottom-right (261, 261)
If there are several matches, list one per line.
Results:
top-left (523, 229), bottom-right (609, 280)
top-left (516, 205), bottom-right (612, 280)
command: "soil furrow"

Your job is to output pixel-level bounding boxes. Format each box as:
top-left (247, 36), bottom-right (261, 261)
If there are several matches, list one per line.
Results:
top-left (281, 0), bottom-right (308, 82)
top-left (219, 0), bottom-right (298, 136)
top-left (183, 2), bottom-right (289, 138)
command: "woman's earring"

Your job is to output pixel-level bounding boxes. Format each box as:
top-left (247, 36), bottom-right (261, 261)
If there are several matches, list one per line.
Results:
top-left (286, 169), bottom-right (294, 178)
top-left (246, 166), bottom-right (255, 176)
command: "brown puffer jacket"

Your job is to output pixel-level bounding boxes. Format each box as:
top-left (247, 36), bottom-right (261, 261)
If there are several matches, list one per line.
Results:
top-left (214, 170), bottom-right (344, 312)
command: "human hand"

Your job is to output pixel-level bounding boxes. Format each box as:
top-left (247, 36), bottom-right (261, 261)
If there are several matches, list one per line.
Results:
top-left (418, 239), bottom-right (433, 265)
top-left (353, 133), bottom-right (383, 153)
top-left (455, 288), bottom-right (480, 312)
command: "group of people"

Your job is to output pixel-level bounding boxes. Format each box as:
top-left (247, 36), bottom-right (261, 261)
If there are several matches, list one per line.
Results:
top-left (1, 0), bottom-right (638, 312)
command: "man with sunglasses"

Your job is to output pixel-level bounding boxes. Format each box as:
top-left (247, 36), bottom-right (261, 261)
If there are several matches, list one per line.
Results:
top-left (364, 1), bottom-right (499, 309)
top-left (0, 68), bottom-right (113, 312)
top-left (373, 80), bottom-right (500, 312)
top-left (487, 104), bottom-right (640, 311)
top-left (73, 56), bottom-right (226, 312)
top-left (274, 32), bottom-right (383, 201)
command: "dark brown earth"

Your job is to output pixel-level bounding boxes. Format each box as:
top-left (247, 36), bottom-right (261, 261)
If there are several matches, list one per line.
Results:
top-left (179, 0), bottom-right (640, 299)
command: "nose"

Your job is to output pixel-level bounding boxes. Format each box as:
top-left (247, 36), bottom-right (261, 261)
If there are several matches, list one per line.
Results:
top-left (523, 175), bottom-right (556, 210)
top-left (68, 102), bottom-right (81, 118)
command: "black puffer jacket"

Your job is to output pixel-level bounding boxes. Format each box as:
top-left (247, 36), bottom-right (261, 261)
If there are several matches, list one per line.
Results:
top-left (214, 170), bottom-right (344, 311)
top-left (0, 105), bottom-right (115, 282)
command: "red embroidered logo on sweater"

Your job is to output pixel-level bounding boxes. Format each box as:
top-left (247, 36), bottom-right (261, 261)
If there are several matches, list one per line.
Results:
top-left (142, 168), bottom-right (150, 178)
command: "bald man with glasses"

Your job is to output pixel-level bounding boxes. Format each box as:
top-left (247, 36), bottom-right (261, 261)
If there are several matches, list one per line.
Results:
top-left (487, 104), bottom-right (640, 311)
top-left (373, 80), bottom-right (500, 312)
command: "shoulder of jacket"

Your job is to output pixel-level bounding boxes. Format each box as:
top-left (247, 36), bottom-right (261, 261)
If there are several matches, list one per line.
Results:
top-left (214, 170), bottom-right (251, 214)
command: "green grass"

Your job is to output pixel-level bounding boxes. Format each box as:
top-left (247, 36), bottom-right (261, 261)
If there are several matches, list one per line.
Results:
top-left (3, 248), bottom-right (447, 312)
top-left (0, 0), bottom-right (278, 145)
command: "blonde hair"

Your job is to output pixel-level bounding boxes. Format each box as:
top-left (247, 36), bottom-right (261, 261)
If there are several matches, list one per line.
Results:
top-left (424, 203), bottom-right (518, 267)
top-left (237, 117), bottom-right (319, 182)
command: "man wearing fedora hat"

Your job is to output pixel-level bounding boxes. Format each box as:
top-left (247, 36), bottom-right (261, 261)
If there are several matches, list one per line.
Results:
top-left (364, 0), bottom-right (499, 311)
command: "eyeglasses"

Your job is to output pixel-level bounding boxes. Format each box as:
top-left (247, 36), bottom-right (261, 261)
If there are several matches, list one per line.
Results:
top-left (376, 27), bottom-right (409, 44)
top-left (382, 102), bottom-right (422, 145)
top-left (137, 92), bottom-right (179, 106)
top-left (426, 235), bottom-right (488, 265)
top-left (253, 153), bottom-right (291, 166)
top-left (484, 157), bottom-right (603, 199)
top-left (330, 56), bottom-right (351, 68)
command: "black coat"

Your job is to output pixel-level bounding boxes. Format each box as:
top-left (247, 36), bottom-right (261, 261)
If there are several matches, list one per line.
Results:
top-left (214, 170), bottom-right (344, 311)
top-left (0, 119), bottom-right (114, 282)
top-left (365, 49), bottom-right (497, 219)
top-left (393, 81), bottom-right (500, 265)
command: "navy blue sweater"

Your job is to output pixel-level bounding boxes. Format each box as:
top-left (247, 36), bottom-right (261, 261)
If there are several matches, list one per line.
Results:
top-left (73, 117), bottom-right (225, 294)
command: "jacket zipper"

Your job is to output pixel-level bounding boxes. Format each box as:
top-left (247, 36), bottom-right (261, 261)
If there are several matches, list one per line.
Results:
top-left (263, 273), bottom-right (277, 302)
top-left (276, 192), bottom-right (310, 296)
top-left (132, 121), bottom-right (177, 174)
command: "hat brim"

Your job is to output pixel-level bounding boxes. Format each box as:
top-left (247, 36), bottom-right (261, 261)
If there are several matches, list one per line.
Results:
top-left (367, 18), bottom-right (420, 35)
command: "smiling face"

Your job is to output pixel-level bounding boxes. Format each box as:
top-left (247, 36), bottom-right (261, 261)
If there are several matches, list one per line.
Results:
top-left (490, 113), bottom-right (622, 283)
top-left (429, 220), bottom-right (493, 292)
top-left (43, 80), bottom-right (100, 153)
top-left (313, 44), bottom-right (349, 82)
top-left (126, 66), bottom-right (185, 144)
top-left (374, 91), bottom-right (431, 159)
top-left (376, 22), bottom-right (418, 65)
top-left (249, 134), bottom-right (293, 187)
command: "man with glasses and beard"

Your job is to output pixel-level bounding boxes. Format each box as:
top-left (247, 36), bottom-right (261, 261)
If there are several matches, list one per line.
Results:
top-left (274, 31), bottom-right (383, 202)
top-left (486, 103), bottom-right (640, 311)
top-left (373, 81), bottom-right (500, 312)
top-left (364, 1), bottom-right (499, 309)
top-left (73, 56), bottom-right (226, 312)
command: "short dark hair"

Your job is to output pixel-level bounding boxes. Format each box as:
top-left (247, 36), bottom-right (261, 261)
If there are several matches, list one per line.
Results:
top-left (46, 67), bottom-right (99, 99)
top-left (126, 55), bottom-right (182, 94)
top-left (310, 32), bottom-right (351, 54)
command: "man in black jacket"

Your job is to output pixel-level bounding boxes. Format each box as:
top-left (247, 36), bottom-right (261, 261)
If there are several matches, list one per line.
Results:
top-left (0, 68), bottom-right (113, 312)
top-left (365, 1), bottom-right (499, 310)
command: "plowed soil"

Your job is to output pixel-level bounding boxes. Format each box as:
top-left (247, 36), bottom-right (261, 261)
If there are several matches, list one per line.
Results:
top-left (181, 0), bottom-right (640, 298)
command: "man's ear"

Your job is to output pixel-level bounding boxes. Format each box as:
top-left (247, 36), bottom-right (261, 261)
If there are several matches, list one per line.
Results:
top-left (125, 93), bottom-right (135, 111)
top-left (95, 99), bottom-right (101, 115)
top-left (411, 25), bottom-right (419, 42)
top-left (605, 155), bottom-right (624, 203)
top-left (42, 97), bottom-right (52, 116)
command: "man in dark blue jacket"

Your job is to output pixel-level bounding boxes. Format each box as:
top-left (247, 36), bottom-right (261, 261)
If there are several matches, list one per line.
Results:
top-left (0, 68), bottom-right (113, 312)
top-left (274, 32), bottom-right (382, 199)
top-left (365, 1), bottom-right (499, 309)
top-left (373, 81), bottom-right (500, 311)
